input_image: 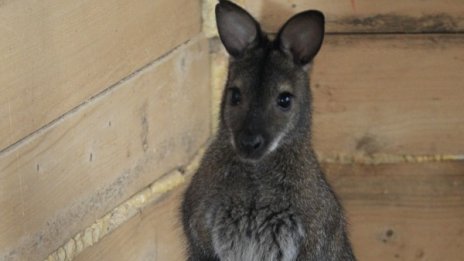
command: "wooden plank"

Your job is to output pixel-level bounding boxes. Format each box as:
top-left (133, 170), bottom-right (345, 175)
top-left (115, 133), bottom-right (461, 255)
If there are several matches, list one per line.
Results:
top-left (323, 162), bottom-right (464, 261)
top-left (0, 37), bottom-right (210, 261)
top-left (77, 162), bottom-right (464, 261)
top-left (0, 0), bottom-right (201, 151)
top-left (210, 35), bottom-right (464, 156)
top-left (242, 0), bottom-right (464, 33)
top-left (312, 34), bottom-right (464, 156)
top-left (74, 187), bottom-right (187, 261)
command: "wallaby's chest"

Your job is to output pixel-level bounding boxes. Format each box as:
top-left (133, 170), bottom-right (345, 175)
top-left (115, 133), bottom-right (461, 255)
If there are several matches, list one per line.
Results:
top-left (205, 179), bottom-right (305, 261)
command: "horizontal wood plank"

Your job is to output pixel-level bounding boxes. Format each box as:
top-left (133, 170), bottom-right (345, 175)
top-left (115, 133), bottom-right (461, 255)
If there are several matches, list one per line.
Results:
top-left (242, 0), bottom-right (464, 33)
top-left (74, 187), bottom-right (187, 261)
top-left (0, 0), bottom-right (201, 151)
top-left (312, 34), bottom-right (464, 156)
top-left (0, 37), bottom-right (210, 261)
top-left (209, 35), bottom-right (464, 156)
top-left (323, 162), bottom-right (464, 261)
top-left (76, 162), bottom-right (464, 261)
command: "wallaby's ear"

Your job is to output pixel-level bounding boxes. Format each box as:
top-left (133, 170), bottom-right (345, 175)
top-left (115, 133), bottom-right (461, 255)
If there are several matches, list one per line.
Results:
top-left (277, 10), bottom-right (325, 67)
top-left (215, 0), bottom-right (261, 57)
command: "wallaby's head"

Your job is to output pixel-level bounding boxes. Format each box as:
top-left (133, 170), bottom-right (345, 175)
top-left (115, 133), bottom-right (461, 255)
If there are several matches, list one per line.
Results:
top-left (216, 0), bottom-right (324, 161)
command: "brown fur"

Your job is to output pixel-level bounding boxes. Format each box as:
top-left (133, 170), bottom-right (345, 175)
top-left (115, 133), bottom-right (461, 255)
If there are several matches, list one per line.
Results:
top-left (181, 1), bottom-right (355, 260)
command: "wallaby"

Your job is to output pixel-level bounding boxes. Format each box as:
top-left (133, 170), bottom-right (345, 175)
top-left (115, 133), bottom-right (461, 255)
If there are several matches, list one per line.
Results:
top-left (181, 1), bottom-right (355, 260)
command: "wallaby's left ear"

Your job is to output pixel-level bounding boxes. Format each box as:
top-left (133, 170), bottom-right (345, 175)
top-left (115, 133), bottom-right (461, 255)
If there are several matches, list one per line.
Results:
top-left (277, 10), bottom-right (325, 67)
top-left (215, 0), bottom-right (262, 58)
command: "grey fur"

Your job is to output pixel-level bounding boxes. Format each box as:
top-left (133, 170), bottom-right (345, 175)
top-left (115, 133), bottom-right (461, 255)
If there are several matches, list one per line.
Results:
top-left (181, 1), bottom-right (356, 260)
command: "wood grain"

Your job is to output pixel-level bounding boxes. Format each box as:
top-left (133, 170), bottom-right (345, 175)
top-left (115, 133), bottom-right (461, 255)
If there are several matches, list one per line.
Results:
top-left (75, 162), bottom-right (464, 261)
top-left (312, 34), bottom-right (464, 157)
top-left (0, 0), bottom-right (201, 151)
top-left (323, 162), bottom-right (464, 261)
top-left (74, 187), bottom-right (188, 261)
top-left (0, 37), bottom-right (210, 261)
top-left (209, 35), bottom-right (464, 156)
top-left (242, 0), bottom-right (464, 33)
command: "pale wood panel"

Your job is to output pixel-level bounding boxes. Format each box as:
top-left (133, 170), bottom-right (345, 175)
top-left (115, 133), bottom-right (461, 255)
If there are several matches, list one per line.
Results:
top-left (0, 37), bottom-right (210, 261)
top-left (324, 162), bottom-right (464, 261)
top-left (312, 34), bottom-right (464, 156)
top-left (0, 0), bottom-right (201, 151)
top-left (75, 187), bottom-right (187, 261)
top-left (242, 0), bottom-right (464, 33)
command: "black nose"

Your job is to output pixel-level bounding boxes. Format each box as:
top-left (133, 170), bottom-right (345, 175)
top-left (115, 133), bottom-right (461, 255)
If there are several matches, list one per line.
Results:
top-left (240, 134), bottom-right (263, 151)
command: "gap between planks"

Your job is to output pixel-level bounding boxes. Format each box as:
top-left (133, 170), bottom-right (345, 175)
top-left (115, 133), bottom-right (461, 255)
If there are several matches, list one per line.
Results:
top-left (43, 142), bottom-right (464, 260)
top-left (44, 144), bottom-right (206, 261)
top-left (0, 36), bottom-right (200, 157)
top-left (318, 153), bottom-right (464, 165)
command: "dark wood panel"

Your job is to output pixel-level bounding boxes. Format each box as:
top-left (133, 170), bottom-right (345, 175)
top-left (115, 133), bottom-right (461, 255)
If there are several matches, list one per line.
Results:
top-left (243, 0), bottom-right (464, 33)
top-left (312, 34), bottom-right (464, 156)
top-left (323, 162), bottom-right (464, 261)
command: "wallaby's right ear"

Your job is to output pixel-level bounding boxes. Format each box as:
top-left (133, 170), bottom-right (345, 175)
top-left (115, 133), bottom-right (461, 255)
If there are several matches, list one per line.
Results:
top-left (277, 10), bottom-right (325, 67)
top-left (215, 0), bottom-right (261, 57)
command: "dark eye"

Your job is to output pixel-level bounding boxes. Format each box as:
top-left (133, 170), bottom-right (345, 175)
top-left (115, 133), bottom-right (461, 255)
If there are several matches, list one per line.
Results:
top-left (277, 92), bottom-right (293, 110)
top-left (229, 87), bottom-right (241, 106)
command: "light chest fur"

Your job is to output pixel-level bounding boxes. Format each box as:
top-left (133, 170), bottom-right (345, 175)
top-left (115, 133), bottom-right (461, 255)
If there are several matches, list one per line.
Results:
top-left (204, 173), bottom-right (305, 261)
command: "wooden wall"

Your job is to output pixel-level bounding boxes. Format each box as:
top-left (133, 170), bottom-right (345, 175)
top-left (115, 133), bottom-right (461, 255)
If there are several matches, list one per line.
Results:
top-left (242, 0), bottom-right (464, 33)
top-left (1, 0), bottom-right (463, 260)
top-left (0, 0), bottom-right (209, 260)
